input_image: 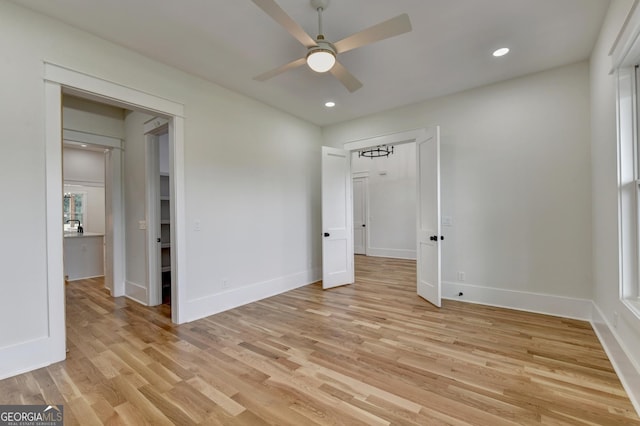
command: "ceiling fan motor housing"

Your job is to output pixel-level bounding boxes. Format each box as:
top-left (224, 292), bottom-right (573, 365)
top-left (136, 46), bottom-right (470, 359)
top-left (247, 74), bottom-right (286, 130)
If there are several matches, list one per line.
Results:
top-left (306, 39), bottom-right (336, 72)
top-left (309, 38), bottom-right (335, 56)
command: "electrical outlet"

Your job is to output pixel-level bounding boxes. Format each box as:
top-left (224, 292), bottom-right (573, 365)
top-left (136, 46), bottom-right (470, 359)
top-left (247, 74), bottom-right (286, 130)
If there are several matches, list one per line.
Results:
top-left (457, 271), bottom-right (465, 282)
top-left (442, 216), bottom-right (453, 226)
top-left (194, 220), bottom-right (201, 231)
top-left (222, 279), bottom-right (229, 289)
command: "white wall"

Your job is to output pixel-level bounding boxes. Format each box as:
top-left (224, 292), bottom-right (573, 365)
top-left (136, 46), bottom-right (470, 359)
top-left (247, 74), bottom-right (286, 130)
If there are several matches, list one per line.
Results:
top-left (0, 1), bottom-right (322, 378)
top-left (324, 61), bottom-right (593, 301)
top-left (159, 132), bottom-right (169, 175)
top-left (590, 0), bottom-right (640, 404)
top-left (63, 95), bottom-right (124, 138)
top-left (62, 147), bottom-right (105, 185)
top-left (351, 143), bottom-right (416, 258)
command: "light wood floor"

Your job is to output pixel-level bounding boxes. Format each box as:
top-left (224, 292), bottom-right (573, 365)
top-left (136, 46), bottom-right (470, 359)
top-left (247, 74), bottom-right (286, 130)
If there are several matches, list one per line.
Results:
top-left (1, 256), bottom-right (638, 425)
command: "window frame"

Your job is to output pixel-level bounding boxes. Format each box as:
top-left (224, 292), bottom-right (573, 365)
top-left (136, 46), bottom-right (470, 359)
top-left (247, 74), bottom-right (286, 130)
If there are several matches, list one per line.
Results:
top-left (618, 64), bottom-right (640, 316)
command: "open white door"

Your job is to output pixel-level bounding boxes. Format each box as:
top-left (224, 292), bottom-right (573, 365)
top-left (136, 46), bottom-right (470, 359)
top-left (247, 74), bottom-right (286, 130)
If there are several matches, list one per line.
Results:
top-left (322, 146), bottom-right (354, 289)
top-left (417, 127), bottom-right (442, 307)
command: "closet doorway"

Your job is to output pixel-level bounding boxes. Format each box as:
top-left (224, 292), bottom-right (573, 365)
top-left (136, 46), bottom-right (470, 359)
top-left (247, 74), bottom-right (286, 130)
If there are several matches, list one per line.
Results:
top-left (145, 119), bottom-right (173, 307)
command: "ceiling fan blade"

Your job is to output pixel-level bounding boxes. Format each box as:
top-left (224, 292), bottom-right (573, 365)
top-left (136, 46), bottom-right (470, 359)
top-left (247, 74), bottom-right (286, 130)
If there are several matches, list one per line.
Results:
top-left (254, 57), bottom-right (307, 81)
top-left (329, 61), bottom-right (363, 92)
top-left (251, 0), bottom-right (317, 48)
top-left (333, 14), bottom-right (412, 54)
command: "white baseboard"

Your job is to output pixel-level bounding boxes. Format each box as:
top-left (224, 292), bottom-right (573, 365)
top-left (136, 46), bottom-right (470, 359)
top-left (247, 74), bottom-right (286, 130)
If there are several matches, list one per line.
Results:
top-left (591, 304), bottom-right (640, 416)
top-left (0, 336), bottom-right (65, 380)
top-left (442, 281), bottom-right (593, 321)
top-left (184, 268), bottom-right (321, 323)
top-left (366, 248), bottom-right (416, 260)
top-left (125, 280), bottom-right (148, 306)
top-left (67, 274), bottom-right (104, 282)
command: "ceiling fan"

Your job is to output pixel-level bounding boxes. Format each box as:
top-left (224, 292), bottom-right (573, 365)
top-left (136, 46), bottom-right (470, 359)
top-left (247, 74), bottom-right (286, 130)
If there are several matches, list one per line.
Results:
top-left (252, 0), bottom-right (412, 92)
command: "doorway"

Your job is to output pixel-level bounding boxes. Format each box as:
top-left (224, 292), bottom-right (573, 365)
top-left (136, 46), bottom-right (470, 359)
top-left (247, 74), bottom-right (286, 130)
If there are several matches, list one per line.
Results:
top-left (145, 119), bottom-right (173, 307)
top-left (61, 95), bottom-right (124, 291)
top-left (351, 142), bottom-right (417, 260)
top-left (44, 63), bottom-right (187, 366)
top-left (321, 127), bottom-right (442, 307)
top-left (62, 142), bottom-right (108, 283)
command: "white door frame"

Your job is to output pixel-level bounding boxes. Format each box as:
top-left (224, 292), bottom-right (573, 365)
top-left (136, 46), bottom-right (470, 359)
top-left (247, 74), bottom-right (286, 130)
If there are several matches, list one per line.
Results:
top-left (44, 63), bottom-right (187, 365)
top-left (342, 127), bottom-right (434, 285)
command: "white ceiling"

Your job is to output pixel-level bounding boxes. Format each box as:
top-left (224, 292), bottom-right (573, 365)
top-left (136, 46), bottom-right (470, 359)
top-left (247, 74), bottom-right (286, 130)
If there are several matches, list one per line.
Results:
top-left (14, 0), bottom-right (610, 126)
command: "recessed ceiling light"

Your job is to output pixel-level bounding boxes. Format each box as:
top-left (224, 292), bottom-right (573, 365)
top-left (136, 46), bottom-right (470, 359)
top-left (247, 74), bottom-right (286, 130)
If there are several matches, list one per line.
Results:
top-left (493, 48), bottom-right (510, 57)
top-left (80, 144), bottom-right (88, 148)
top-left (325, 101), bottom-right (336, 108)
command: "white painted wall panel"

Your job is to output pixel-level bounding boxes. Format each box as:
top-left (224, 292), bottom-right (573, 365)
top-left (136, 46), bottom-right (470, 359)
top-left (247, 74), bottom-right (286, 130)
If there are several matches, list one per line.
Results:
top-left (63, 96), bottom-right (125, 139)
top-left (159, 132), bottom-right (170, 175)
top-left (63, 147), bottom-right (105, 185)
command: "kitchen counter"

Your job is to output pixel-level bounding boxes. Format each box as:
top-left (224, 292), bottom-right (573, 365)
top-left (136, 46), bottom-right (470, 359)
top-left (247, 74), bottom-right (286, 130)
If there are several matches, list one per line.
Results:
top-left (64, 232), bottom-right (104, 238)
top-left (63, 232), bottom-right (104, 281)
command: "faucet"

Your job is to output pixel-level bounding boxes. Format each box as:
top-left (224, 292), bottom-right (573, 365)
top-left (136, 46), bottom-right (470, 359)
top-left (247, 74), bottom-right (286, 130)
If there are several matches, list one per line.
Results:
top-left (66, 219), bottom-right (83, 233)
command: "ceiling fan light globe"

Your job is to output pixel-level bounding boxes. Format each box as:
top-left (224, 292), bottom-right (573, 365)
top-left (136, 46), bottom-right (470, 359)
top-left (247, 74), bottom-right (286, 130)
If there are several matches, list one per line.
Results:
top-left (307, 49), bottom-right (336, 73)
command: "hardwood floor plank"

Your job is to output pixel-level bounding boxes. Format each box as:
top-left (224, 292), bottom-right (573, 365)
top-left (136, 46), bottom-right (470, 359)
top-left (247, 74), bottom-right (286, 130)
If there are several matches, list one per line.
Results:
top-left (0, 256), bottom-right (637, 425)
top-left (186, 377), bottom-right (246, 417)
top-left (67, 396), bottom-right (104, 426)
top-left (108, 375), bottom-right (173, 425)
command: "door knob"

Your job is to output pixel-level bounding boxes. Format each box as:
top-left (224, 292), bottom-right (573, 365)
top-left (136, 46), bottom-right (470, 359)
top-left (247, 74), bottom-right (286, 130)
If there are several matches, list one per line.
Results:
top-left (362, 224), bottom-right (366, 227)
top-left (157, 238), bottom-right (161, 243)
top-left (324, 232), bottom-right (330, 237)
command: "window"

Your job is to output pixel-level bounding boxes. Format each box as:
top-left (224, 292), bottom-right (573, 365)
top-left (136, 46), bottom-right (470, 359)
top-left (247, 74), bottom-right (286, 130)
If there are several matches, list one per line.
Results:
top-left (634, 66), bottom-right (640, 305)
top-left (609, 0), bottom-right (640, 319)
top-left (63, 191), bottom-right (86, 230)
top-left (617, 64), bottom-right (640, 314)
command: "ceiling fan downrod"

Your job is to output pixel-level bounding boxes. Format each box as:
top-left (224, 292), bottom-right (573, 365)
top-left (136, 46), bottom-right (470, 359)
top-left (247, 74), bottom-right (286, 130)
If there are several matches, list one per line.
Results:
top-left (311, 0), bottom-right (330, 39)
top-left (316, 5), bottom-right (324, 40)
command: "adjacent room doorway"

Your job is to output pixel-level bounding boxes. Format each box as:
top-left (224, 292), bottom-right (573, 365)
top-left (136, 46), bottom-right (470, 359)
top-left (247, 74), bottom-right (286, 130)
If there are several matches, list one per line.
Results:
top-left (321, 127), bottom-right (442, 307)
top-left (44, 63), bottom-right (187, 366)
